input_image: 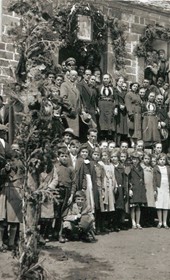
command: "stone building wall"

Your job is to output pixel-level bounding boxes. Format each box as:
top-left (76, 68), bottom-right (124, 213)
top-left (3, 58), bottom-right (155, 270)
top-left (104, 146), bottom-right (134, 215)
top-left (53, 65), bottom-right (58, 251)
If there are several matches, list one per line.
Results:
top-left (0, 0), bottom-right (169, 94)
top-left (0, 0), bottom-right (20, 96)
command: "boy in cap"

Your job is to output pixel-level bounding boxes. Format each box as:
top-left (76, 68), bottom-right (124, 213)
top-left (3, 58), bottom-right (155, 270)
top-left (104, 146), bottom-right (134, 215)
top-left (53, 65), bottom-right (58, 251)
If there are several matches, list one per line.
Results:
top-left (63, 190), bottom-right (96, 242)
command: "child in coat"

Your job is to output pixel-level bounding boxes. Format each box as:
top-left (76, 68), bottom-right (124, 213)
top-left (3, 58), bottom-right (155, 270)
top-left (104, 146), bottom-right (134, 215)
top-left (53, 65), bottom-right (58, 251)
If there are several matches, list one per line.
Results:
top-left (110, 151), bottom-right (126, 231)
top-left (119, 151), bottom-right (131, 217)
top-left (91, 147), bottom-right (105, 233)
top-left (129, 152), bottom-right (147, 229)
top-left (75, 144), bottom-right (99, 215)
top-left (141, 153), bottom-right (156, 227)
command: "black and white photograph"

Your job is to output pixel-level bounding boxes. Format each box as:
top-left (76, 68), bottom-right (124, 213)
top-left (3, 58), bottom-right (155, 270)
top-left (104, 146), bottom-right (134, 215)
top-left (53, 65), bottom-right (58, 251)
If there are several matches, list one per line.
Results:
top-left (0, 0), bottom-right (170, 279)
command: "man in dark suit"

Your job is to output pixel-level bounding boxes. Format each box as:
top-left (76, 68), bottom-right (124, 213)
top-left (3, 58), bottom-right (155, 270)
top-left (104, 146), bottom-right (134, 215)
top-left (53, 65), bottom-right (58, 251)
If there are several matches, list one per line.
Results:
top-left (77, 69), bottom-right (98, 141)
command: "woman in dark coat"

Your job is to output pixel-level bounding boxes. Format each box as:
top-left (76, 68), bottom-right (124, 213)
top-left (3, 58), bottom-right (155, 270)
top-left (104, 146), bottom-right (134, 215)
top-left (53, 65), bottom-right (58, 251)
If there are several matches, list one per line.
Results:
top-left (129, 152), bottom-right (147, 229)
top-left (97, 74), bottom-right (117, 140)
top-left (142, 92), bottom-right (161, 147)
top-left (125, 83), bottom-right (142, 147)
top-left (113, 77), bottom-right (128, 146)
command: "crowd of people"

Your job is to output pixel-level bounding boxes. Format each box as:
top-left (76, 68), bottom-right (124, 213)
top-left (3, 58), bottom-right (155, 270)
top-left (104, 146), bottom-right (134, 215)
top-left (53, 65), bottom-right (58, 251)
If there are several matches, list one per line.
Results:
top-left (0, 51), bottom-right (170, 251)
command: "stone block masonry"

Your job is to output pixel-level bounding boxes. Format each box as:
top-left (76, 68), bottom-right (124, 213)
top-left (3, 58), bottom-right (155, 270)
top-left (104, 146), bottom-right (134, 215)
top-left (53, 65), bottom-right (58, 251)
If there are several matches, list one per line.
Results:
top-left (0, 0), bottom-right (20, 95)
top-left (0, 0), bottom-right (169, 93)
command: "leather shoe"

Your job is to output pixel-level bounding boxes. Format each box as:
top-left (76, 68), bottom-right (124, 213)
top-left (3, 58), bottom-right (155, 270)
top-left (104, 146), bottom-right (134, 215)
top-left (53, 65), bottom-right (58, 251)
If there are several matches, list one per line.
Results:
top-left (59, 237), bottom-right (65, 243)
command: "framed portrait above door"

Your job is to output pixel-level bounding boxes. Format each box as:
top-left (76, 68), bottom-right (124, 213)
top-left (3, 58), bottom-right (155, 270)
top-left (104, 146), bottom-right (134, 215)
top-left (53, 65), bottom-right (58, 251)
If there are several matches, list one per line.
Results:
top-left (77, 15), bottom-right (92, 41)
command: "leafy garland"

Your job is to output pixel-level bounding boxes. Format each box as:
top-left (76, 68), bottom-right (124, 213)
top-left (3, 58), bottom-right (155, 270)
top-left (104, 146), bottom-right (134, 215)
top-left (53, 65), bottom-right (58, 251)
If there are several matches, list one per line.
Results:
top-left (134, 23), bottom-right (170, 58)
top-left (8, 0), bottom-right (127, 72)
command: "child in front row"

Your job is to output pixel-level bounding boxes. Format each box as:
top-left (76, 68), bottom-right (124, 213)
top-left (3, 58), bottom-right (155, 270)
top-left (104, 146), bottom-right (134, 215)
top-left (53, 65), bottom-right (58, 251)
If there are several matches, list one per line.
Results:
top-left (91, 147), bottom-right (106, 233)
top-left (75, 144), bottom-right (99, 215)
top-left (153, 153), bottom-right (170, 229)
top-left (129, 152), bottom-right (147, 229)
top-left (63, 190), bottom-right (96, 242)
top-left (99, 150), bottom-right (117, 231)
top-left (141, 153), bottom-right (156, 227)
top-left (110, 151), bottom-right (127, 231)
top-left (54, 148), bottom-right (76, 243)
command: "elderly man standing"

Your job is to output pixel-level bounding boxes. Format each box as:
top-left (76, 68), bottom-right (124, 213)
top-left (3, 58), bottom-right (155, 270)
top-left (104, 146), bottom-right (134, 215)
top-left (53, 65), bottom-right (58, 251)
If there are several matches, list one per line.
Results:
top-left (60, 70), bottom-right (81, 137)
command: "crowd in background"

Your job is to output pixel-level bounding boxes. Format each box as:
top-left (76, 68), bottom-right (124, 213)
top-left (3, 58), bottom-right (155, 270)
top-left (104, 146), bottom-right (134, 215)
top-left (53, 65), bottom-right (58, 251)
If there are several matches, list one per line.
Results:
top-left (0, 48), bottom-right (170, 250)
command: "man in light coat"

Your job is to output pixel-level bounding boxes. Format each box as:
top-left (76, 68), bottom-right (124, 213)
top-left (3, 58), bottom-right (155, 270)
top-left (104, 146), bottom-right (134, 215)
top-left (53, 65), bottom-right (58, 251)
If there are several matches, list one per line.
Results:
top-left (60, 70), bottom-right (81, 137)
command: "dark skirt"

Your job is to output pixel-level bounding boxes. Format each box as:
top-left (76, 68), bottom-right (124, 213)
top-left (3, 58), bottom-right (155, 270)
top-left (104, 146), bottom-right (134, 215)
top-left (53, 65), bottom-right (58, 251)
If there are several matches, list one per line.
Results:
top-left (98, 100), bottom-right (116, 131)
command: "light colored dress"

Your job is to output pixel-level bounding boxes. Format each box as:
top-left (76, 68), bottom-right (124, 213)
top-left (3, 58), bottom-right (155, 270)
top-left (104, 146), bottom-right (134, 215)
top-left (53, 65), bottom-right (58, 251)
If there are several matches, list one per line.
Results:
top-left (155, 166), bottom-right (170, 209)
top-left (141, 164), bottom-right (155, 208)
top-left (86, 174), bottom-right (95, 214)
top-left (99, 162), bottom-right (117, 212)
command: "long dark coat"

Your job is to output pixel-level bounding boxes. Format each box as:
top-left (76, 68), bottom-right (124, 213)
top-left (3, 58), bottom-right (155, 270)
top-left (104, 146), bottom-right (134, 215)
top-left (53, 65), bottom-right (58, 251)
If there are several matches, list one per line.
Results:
top-left (142, 102), bottom-right (161, 143)
top-left (125, 91), bottom-right (142, 139)
top-left (129, 164), bottom-right (147, 205)
top-left (123, 164), bottom-right (131, 213)
top-left (60, 80), bottom-right (81, 137)
top-left (77, 80), bottom-right (97, 122)
top-left (97, 85), bottom-right (116, 131)
top-left (114, 164), bottom-right (126, 210)
top-left (75, 158), bottom-right (99, 210)
top-left (113, 87), bottom-right (128, 135)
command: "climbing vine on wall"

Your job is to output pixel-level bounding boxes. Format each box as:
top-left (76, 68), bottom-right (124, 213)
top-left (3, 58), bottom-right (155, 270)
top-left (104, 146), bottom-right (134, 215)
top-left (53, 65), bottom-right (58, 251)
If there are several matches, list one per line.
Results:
top-left (9, 0), bottom-right (127, 73)
top-left (134, 23), bottom-right (170, 58)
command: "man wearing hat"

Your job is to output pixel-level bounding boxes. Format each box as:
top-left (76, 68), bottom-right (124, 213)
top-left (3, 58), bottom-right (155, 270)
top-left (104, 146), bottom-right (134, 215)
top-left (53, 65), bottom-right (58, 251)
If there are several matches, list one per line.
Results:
top-left (60, 128), bottom-right (76, 149)
top-left (60, 70), bottom-right (81, 137)
top-left (65, 57), bottom-right (76, 71)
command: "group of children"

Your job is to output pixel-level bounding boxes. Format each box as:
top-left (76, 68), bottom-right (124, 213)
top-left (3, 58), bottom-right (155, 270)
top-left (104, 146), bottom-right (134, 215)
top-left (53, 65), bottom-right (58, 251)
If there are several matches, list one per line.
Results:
top-left (38, 127), bottom-right (170, 244)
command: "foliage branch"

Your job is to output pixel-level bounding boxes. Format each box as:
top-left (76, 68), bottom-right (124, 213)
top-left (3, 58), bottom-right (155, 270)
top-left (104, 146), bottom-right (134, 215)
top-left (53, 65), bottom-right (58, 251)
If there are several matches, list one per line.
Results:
top-left (9, 0), bottom-right (127, 75)
top-left (134, 23), bottom-right (170, 58)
